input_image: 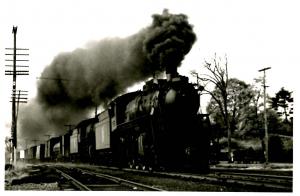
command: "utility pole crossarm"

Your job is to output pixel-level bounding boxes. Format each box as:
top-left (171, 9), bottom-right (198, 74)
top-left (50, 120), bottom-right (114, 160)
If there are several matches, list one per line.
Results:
top-left (258, 67), bottom-right (271, 72)
top-left (5, 48), bottom-right (29, 50)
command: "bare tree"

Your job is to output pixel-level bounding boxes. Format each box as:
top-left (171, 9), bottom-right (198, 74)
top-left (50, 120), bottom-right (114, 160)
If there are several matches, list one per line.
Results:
top-left (191, 54), bottom-right (232, 162)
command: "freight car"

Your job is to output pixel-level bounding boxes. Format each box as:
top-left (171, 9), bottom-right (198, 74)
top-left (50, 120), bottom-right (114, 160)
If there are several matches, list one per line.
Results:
top-left (44, 136), bottom-right (61, 161)
top-left (24, 145), bottom-right (37, 163)
top-left (36, 143), bottom-right (45, 161)
top-left (61, 132), bottom-right (70, 161)
top-left (69, 118), bottom-right (97, 162)
top-left (22, 138), bottom-right (61, 163)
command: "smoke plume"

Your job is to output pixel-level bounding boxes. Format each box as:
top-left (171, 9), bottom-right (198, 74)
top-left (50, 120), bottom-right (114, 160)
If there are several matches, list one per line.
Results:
top-left (18, 9), bottom-right (196, 147)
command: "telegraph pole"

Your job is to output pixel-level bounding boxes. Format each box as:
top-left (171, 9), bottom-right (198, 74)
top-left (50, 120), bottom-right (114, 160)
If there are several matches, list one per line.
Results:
top-left (258, 67), bottom-right (271, 165)
top-left (5, 26), bottom-right (29, 166)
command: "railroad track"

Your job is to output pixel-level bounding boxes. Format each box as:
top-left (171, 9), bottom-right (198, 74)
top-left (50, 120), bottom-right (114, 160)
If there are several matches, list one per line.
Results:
top-left (152, 170), bottom-right (292, 192)
top-left (48, 163), bottom-right (292, 191)
top-left (209, 171), bottom-right (292, 191)
top-left (97, 165), bottom-right (293, 192)
top-left (55, 166), bottom-right (165, 191)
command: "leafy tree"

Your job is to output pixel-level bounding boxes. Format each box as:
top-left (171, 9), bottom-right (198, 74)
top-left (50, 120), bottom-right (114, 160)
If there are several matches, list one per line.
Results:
top-left (207, 78), bottom-right (257, 138)
top-left (269, 87), bottom-right (293, 137)
top-left (256, 108), bottom-right (293, 162)
top-left (257, 109), bottom-right (282, 135)
top-left (270, 87), bottom-right (293, 123)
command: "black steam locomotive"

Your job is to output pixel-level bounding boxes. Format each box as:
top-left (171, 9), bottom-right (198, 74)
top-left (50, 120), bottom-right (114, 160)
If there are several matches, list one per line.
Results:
top-left (23, 71), bottom-right (210, 172)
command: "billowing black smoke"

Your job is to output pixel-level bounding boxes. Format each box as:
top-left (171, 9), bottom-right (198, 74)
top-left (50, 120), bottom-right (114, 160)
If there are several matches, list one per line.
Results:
top-left (145, 9), bottom-right (196, 73)
top-left (18, 10), bottom-right (196, 147)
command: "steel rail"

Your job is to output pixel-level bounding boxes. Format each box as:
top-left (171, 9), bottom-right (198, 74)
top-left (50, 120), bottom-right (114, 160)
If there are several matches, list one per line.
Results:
top-left (55, 168), bottom-right (92, 191)
top-left (157, 171), bottom-right (292, 191)
top-left (217, 171), bottom-right (293, 180)
top-left (77, 168), bottom-right (165, 191)
top-left (95, 164), bottom-right (292, 191)
top-left (53, 164), bottom-right (292, 191)
top-left (210, 172), bottom-right (293, 190)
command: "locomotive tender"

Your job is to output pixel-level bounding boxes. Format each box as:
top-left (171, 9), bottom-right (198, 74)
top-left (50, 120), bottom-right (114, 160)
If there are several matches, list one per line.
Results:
top-left (22, 71), bottom-right (210, 172)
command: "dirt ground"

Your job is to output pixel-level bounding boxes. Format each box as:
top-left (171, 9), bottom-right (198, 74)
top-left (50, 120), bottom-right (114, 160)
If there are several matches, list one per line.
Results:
top-left (5, 162), bottom-right (60, 191)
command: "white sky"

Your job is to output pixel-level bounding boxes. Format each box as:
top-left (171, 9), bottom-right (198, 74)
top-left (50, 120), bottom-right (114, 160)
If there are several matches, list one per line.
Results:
top-left (0, 0), bottom-right (299, 193)
top-left (1, 0), bottom-right (299, 135)
top-left (1, 0), bottom-right (298, 135)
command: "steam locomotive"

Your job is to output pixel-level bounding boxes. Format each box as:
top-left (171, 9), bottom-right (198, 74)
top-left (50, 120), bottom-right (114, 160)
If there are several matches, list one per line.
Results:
top-left (22, 70), bottom-right (211, 172)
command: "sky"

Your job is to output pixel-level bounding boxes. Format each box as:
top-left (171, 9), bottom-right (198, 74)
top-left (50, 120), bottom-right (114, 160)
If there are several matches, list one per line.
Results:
top-left (0, 1), bottom-right (299, 137)
top-left (0, 0), bottom-right (298, 137)
top-left (0, 0), bottom-right (299, 193)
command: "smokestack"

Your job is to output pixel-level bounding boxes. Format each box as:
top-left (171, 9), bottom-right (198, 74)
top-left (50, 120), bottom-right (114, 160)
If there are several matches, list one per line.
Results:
top-left (166, 65), bottom-right (178, 81)
top-left (18, 10), bottom-right (196, 148)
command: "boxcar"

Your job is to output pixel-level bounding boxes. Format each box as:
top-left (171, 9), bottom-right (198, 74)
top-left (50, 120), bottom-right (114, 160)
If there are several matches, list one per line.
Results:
top-left (24, 149), bottom-right (29, 162)
top-left (94, 111), bottom-right (112, 164)
top-left (95, 111), bottom-right (110, 151)
top-left (70, 128), bottom-right (79, 161)
top-left (70, 117), bottom-right (97, 162)
top-left (44, 136), bottom-right (61, 161)
top-left (28, 146), bottom-right (37, 163)
top-left (44, 140), bottom-right (51, 160)
top-left (36, 144), bottom-right (45, 161)
top-left (61, 132), bottom-right (70, 161)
